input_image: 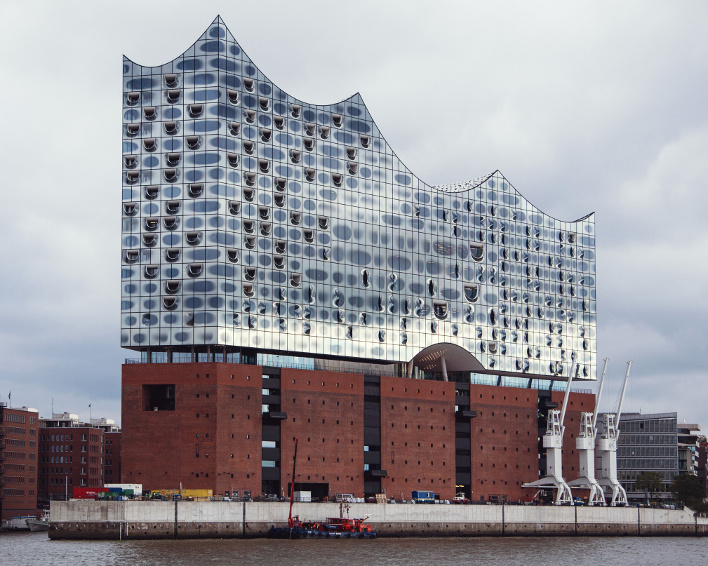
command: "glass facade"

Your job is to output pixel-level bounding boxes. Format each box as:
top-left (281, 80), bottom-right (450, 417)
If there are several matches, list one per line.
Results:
top-left (121, 17), bottom-right (597, 380)
top-left (613, 412), bottom-right (679, 499)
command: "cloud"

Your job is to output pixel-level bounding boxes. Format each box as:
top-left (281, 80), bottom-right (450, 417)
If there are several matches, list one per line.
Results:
top-left (0, 0), bottom-right (706, 426)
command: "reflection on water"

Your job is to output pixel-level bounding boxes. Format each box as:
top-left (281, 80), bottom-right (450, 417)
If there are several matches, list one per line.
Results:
top-left (2, 531), bottom-right (708, 566)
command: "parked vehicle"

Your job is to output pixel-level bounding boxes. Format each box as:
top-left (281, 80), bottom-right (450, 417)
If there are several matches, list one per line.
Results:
top-left (452, 493), bottom-right (469, 504)
top-left (411, 490), bottom-right (435, 503)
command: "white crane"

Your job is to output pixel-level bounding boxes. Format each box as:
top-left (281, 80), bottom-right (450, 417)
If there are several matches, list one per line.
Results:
top-left (568, 358), bottom-right (608, 505)
top-left (523, 361), bottom-right (577, 505)
top-left (597, 361), bottom-right (632, 506)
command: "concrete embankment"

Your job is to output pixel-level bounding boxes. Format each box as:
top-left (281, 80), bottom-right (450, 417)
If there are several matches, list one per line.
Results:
top-left (48, 501), bottom-right (708, 540)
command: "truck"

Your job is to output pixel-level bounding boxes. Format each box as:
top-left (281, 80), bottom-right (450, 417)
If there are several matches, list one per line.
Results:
top-left (411, 490), bottom-right (435, 503)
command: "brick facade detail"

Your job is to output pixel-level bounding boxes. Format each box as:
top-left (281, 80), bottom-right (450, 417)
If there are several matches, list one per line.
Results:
top-left (122, 363), bottom-right (596, 503)
top-left (279, 369), bottom-right (365, 497)
top-left (121, 362), bottom-right (263, 496)
top-left (469, 385), bottom-right (539, 502)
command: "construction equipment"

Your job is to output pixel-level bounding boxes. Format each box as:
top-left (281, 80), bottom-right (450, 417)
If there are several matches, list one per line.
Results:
top-left (597, 361), bottom-right (632, 506)
top-left (568, 358), bottom-right (608, 505)
top-left (288, 438), bottom-right (300, 529)
top-left (523, 360), bottom-right (577, 505)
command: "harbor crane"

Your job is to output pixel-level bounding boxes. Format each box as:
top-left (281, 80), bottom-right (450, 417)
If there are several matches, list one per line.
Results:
top-left (567, 358), bottom-right (609, 505)
top-left (522, 360), bottom-right (578, 505)
top-left (597, 361), bottom-right (632, 506)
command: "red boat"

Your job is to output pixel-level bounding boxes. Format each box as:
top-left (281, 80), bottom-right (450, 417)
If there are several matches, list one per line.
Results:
top-left (269, 439), bottom-right (377, 539)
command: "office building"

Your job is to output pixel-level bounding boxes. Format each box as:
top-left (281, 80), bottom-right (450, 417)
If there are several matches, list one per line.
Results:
top-left (602, 412), bottom-right (679, 501)
top-left (38, 413), bottom-right (108, 502)
top-left (0, 402), bottom-right (39, 521)
top-left (677, 423), bottom-right (703, 476)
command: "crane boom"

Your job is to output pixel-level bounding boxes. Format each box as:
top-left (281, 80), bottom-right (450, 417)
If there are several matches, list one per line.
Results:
top-left (592, 358), bottom-right (609, 429)
top-left (288, 438), bottom-right (299, 528)
top-left (615, 361), bottom-right (632, 428)
top-left (559, 362), bottom-right (578, 429)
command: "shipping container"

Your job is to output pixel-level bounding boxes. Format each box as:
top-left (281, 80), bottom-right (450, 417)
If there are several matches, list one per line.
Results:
top-left (105, 483), bottom-right (143, 494)
top-left (72, 487), bottom-right (109, 500)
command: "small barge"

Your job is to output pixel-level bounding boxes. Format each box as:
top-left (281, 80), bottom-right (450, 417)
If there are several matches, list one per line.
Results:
top-left (270, 516), bottom-right (376, 539)
top-left (269, 438), bottom-right (377, 540)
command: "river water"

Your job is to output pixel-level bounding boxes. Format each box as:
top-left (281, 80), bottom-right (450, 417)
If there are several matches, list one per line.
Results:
top-left (2, 531), bottom-right (707, 565)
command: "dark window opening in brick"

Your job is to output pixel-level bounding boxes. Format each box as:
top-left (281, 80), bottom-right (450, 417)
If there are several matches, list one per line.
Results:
top-left (142, 384), bottom-right (175, 411)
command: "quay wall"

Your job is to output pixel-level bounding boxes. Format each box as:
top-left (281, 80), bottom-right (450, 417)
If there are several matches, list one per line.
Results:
top-left (48, 501), bottom-right (708, 540)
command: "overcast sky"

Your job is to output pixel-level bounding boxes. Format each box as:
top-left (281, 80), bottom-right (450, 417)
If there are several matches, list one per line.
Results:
top-left (0, 0), bottom-right (706, 427)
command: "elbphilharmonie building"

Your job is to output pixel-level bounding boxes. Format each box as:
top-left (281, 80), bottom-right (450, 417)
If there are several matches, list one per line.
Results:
top-left (121, 16), bottom-right (596, 382)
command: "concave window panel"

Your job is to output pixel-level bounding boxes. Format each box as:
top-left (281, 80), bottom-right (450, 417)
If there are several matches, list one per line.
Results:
top-left (164, 280), bottom-right (181, 294)
top-left (433, 301), bottom-right (448, 320)
top-left (227, 249), bottom-right (240, 263)
top-left (186, 231), bottom-right (202, 245)
top-left (470, 243), bottom-right (484, 261)
top-left (464, 285), bottom-right (479, 303)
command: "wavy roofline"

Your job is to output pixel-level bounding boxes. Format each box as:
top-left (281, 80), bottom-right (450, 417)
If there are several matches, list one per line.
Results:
top-left (123, 15), bottom-right (594, 226)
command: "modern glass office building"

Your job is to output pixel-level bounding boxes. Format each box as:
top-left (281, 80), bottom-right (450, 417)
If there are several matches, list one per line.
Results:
top-left (121, 17), bottom-right (596, 382)
top-left (611, 412), bottom-right (679, 501)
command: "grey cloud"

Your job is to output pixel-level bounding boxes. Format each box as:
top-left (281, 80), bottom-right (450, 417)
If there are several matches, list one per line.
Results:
top-left (0, 0), bottom-right (705, 425)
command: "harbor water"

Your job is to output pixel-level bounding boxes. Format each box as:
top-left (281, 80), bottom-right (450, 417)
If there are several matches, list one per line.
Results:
top-left (2, 531), bottom-right (707, 565)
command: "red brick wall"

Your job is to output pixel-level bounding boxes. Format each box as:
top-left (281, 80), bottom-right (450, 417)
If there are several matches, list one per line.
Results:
top-left (280, 369), bottom-right (365, 499)
top-left (120, 362), bottom-right (599, 504)
top-left (121, 363), bottom-right (262, 495)
top-left (214, 366), bottom-right (263, 496)
top-left (1, 408), bottom-right (39, 519)
top-left (379, 377), bottom-right (456, 501)
top-left (104, 432), bottom-right (121, 485)
top-left (469, 385), bottom-right (538, 503)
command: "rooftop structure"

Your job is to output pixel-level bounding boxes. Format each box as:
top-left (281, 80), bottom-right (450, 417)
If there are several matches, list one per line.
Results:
top-left (121, 16), bottom-right (597, 382)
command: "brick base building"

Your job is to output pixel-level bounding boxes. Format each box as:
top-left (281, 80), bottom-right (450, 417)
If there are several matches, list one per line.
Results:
top-left (122, 362), bottom-right (594, 502)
